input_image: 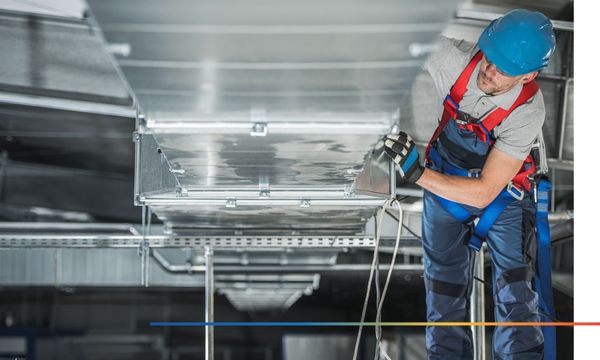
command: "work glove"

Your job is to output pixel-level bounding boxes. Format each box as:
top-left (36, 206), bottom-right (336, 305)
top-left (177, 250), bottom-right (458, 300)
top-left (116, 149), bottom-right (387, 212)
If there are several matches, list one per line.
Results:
top-left (383, 132), bottom-right (424, 183)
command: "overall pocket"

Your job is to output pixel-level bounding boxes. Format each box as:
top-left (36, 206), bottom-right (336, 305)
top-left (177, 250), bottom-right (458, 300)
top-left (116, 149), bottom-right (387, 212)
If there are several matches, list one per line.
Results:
top-left (438, 119), bottom-right (489, 170)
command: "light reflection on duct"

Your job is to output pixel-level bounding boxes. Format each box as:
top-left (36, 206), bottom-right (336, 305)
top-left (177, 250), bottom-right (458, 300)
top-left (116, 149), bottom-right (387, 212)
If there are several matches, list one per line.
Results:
top-left (198, 58), bottom-right (217, 114)
top-left (205, 142), bottom-right (216, 187)
top-left (198, 59), bottom-right (218, 187)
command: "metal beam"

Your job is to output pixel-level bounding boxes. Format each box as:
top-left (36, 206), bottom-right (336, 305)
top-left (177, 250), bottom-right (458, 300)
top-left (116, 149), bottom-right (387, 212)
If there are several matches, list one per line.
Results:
top-left (0, 91), bottom-right (135, 118)
top-left (0, 222), bottom-right (140, 234)
top-left (212, 263), bottom-right (424, 273)
top-left (0, 235), bottom-right (421, 249)
top-left (546, 158), bottom-right (574, 171)
top-left (142, 197), bottom-right (385, 207)
top-left (205, 247), bottom-right (215, 360)
top-left (151, 262), bottom-right (423, 274)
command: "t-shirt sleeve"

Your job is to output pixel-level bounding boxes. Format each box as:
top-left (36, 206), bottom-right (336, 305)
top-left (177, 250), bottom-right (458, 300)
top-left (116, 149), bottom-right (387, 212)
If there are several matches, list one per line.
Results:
top-left (423, 36), bottom-right (477, 106)
top-left (493, 92), bottom-right (546, 161)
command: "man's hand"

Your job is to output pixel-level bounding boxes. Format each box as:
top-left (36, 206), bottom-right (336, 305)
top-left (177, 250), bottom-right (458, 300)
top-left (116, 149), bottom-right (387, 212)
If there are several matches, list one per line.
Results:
top-left (383, 132), bottom-right (424, 183)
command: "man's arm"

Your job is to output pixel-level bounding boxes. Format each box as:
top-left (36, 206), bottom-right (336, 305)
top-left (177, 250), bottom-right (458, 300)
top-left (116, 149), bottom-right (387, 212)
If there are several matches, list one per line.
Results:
top-left (415, 147), bottom-right (523, 208)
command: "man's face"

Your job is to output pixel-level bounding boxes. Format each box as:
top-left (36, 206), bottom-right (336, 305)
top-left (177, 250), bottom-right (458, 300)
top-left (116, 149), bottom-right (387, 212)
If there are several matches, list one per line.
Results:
top-left (477, 55), bottom-right (536, 96)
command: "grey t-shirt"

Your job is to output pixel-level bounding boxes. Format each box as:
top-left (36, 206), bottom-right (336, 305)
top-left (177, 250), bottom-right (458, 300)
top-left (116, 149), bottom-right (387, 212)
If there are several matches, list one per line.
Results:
top-left (423, 36), bottom-right (547, 169)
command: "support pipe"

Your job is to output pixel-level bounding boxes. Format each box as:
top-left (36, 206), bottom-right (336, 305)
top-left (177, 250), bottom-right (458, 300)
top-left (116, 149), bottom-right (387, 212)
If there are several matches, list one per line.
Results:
top-left (205, 247), bottom-right (214, 360)
top-left (470, 250), bottom-right (486, 360)
top-left (557, 78), bottom-right (574, 161)
top-left (150, 256), bottom-right (422, 274)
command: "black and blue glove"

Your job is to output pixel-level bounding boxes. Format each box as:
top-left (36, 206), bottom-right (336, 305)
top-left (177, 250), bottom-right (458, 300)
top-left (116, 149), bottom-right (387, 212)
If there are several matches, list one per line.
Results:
top-left (383, 132), bottom-right (424, 183)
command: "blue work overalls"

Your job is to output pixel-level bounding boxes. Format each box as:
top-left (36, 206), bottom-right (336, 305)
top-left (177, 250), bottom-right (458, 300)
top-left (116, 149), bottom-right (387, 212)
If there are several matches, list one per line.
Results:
top-left (422, 51), bottom-right (554, 360)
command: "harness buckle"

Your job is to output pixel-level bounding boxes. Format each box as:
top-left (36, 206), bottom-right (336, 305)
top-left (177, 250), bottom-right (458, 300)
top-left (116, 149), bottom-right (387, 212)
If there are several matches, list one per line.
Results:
top-left (463, 223), bottom-right (484, 252)
top-left (443, 95), bottom-right (459, 117)
top-left (506, 181), bottom-right (525, 201)
top-left (468, 168), bottom-right (481, 178)
top-left (444, 95), bottom-right (459, 109)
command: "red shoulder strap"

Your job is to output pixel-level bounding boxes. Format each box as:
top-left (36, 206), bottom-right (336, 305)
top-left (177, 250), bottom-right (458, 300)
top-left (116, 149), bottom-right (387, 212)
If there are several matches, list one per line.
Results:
top-left (449, 51), bottom-right (483, 105)
top-left (482, 80), bottom-right (539, 192)
top-left (425, 51), bottom-right (483, 159)
top-left (480, 80), bottom-right (540, 133)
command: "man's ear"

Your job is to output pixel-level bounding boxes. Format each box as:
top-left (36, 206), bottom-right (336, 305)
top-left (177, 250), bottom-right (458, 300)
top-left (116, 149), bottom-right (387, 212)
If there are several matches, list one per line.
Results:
top-left (521, 71), bottom-right (539, 84)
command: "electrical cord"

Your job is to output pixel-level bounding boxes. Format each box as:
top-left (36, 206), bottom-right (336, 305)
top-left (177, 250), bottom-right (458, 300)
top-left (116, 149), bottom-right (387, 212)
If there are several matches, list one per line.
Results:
top-left (374, 200), bottom-right (403, 360)
top-left (352, 199), bottom-right (403, 360)
top-left (353, 198), bottom-right (560, 360)
top-left (373, 223), bottom-right (382, 360)
top-left (352, 199), bottom-right (388, 360)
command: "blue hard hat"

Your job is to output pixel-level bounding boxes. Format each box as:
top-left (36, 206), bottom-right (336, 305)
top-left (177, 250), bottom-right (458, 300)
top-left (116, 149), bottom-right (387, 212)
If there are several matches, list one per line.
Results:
top-left (478, 9), bottom-right (556, 76)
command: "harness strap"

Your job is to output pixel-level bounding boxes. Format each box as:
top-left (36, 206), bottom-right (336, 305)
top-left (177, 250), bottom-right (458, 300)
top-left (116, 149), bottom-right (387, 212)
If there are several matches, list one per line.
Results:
top-left (480, 80), bottom-right (540, 134)
top-left (457, 121), bottom-right (492, 143)
top-left (432, 193), bottom-right (473, 223)
top-left (424, 50), bottom-right (540, 192)
top-left (462, 79), bottom-right (539, 158)
top-left (429, 146), bottom-right (477, 178)
top-left (513, 155), bottom-right (536, 192)
top-left (429, 147), bottom-right (515, 251)
top-left (466, 190), bottom-right (516, 251)
top-left (431, 188), bottom-right (516, 252)
top-left (535, 178), bottom-right (556, 360)
top-left (425, 51), bottom-right (483, 159)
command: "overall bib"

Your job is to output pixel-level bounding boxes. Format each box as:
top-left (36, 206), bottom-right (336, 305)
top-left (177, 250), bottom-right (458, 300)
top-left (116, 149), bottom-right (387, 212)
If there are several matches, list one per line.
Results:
top-left (422, 51), bottom-right (555, 360)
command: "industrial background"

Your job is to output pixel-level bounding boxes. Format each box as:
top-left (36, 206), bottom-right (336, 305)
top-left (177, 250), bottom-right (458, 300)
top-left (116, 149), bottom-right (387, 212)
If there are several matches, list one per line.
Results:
top-left (0, 0), bottom-right (573, 359)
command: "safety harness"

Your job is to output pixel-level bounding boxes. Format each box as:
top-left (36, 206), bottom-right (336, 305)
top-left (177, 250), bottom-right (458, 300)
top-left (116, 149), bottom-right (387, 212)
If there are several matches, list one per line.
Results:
top-left (425, 50), bottom-right (556, 359)
top-left (425, 50), bottom-right (539, 251)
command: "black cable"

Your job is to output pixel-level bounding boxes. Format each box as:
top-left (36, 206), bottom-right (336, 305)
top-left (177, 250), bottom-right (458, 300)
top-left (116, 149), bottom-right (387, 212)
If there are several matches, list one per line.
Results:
top-left (384, 208), bottom-right (423, 241)
top-left (401, 224), bottom-right (422, 241)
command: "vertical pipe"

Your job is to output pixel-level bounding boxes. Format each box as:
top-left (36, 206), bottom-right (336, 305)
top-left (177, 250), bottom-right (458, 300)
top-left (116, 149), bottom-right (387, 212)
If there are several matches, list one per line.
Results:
top-left (0, 151), bottom-right (8, 199)
top-left (374, 241), bottom-right (381, 360)
top-left (557, 78), bottom-right (573, 161)
top-left (551, 168), bottom-right (556, 212)
top-left (205, 246), bottom-right (214, 360)
top-left (471, 250), bottom-right (486, 360)
top-left (140, 205), bottom-right (147, 286)
top-left (389, 159), bottom-right (396, 200)
top-left (144, 206), bottom-right (152, 287)
top-left (54, 248), bottom-right (62, 287)
top-left (133, 122), bottom-right (141, 205)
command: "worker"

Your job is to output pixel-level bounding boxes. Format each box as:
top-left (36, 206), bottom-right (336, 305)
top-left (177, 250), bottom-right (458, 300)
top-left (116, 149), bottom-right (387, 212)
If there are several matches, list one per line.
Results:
top-left (383, 9), bottom-right (557, 359)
